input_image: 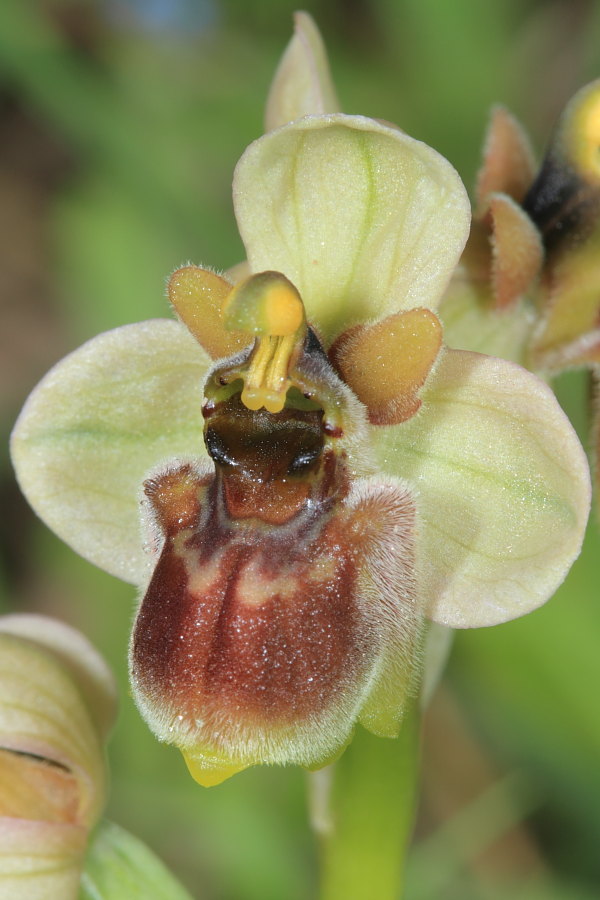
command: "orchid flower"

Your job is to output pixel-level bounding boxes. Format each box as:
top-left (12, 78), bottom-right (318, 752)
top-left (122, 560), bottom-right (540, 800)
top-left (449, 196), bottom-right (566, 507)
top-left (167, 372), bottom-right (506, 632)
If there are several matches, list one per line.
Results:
top-left (439, 80), bottom-right (600, 500)
top-left (10, 17), bottom-right (590, 790)
top-left (442, 79), bottom-right (600, 370)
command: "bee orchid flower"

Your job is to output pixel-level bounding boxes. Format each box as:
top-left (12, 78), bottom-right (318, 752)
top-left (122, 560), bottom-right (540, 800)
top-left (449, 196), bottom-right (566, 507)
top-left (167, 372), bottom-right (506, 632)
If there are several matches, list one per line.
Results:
top-left (10, 69), bottom-right (591, 787)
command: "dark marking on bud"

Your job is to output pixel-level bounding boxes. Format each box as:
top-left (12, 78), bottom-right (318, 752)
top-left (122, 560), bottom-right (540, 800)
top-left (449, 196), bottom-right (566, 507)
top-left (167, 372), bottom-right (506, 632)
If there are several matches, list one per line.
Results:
top-left (523, 155), bottom-right (600, 257)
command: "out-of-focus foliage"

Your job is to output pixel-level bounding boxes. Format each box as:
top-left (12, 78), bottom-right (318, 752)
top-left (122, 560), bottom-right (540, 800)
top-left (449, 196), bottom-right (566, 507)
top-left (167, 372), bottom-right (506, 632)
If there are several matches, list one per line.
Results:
top-left (1, 1), bottom-right (599, 898)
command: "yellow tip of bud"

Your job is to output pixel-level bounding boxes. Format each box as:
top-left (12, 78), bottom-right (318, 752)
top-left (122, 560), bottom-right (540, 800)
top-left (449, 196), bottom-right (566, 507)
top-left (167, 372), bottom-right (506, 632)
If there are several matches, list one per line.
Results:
top-left (563, 80), bottom-right (600, 180)
top-left (223, 271), bottom-right (304, 336)
top-left (182, 751), bottom-right (249, 787)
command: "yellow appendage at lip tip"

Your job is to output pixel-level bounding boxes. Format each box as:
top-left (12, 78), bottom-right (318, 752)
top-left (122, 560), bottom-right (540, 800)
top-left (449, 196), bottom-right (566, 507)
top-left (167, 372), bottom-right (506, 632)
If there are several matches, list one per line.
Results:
top-left (223, 271), bottom-right (307, 414)
top-left (183, 751), bottom-right (250, 787)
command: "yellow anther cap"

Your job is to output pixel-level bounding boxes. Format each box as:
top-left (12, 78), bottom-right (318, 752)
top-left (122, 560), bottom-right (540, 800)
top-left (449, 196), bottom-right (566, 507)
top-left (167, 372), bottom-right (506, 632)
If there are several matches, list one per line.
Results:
top-left (221, 272), bottom-right (307, 414)
top-left (223, 271), bottom-right (305, 336)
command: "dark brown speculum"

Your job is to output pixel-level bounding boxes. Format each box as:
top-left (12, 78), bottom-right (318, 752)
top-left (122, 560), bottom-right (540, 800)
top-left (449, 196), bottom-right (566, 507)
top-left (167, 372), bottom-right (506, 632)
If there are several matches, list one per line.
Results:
top-left (203, 395), bottom-right (327, 524)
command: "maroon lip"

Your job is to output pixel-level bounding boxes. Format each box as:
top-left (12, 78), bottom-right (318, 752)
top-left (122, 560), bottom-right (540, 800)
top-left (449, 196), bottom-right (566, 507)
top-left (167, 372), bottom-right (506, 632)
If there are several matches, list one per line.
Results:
top-left (132, 465), bottom-right (368, 730)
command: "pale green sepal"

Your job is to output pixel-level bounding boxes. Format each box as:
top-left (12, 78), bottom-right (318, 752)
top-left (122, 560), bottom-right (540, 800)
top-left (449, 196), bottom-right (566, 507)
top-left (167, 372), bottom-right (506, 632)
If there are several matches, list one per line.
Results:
top-left (264, 11), bottom-right (341, 131)
top-left (372, 348), bottom-right (591, 627)
top-left (233, 115), bottom-right (471, 344)
top-left (11, 320), bottom-right (209, 584)
top-left (440, 270), bottom-right (536, 364)
top-left (80, 820), bottom-right (193, 900)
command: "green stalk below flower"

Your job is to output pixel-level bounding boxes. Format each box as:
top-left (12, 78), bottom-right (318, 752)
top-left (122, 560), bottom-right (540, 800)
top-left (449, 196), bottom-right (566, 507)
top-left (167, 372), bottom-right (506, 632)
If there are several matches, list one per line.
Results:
top-left (318, 706), bottom-right (420, 900)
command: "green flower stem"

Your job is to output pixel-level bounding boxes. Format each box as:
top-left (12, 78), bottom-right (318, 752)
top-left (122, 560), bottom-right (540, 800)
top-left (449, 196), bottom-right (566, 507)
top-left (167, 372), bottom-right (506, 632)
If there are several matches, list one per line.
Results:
top-left (318, 704), bottom-right (420, 900)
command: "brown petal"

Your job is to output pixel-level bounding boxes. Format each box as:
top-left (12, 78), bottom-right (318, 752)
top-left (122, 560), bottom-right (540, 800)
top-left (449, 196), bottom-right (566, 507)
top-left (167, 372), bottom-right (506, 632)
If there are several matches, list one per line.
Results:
top-left (488, 193), bottom-right (543, 309)
top-left (329, 309), bottom-right (442, 425)
top-left (476, 106), bottom-right (536, 211)
top-left (168, 266), bottom-right (249, 359)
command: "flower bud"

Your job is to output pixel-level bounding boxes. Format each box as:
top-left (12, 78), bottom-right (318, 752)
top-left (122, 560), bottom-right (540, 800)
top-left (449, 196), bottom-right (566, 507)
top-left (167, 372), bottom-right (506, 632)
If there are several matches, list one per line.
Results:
top-left (0, 615), bottom-right (116, 899)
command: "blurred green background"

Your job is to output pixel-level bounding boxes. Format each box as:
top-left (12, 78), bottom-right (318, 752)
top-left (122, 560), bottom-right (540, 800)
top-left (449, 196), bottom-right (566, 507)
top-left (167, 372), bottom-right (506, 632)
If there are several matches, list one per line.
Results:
top-left (1, 1), bottom-right (599, 898)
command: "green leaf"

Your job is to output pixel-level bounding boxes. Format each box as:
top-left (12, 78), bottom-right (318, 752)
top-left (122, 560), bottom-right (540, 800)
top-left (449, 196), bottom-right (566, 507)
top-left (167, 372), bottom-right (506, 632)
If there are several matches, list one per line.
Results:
top-left (80, 821), bottom-right (193, 900)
